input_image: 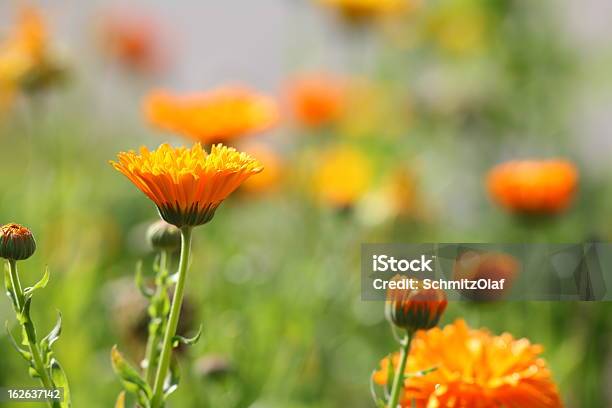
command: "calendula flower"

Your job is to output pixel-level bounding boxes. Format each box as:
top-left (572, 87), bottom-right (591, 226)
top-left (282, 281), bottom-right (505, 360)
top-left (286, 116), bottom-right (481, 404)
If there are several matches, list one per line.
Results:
top-left (240, 143), bottom-right (283, 194)
top-left (374, 319), bottom-right (564, 408)
top-left (284, 73), bottom-right (346, 128)
top-left (0, 223), bottom-right (36, 261)
top-left (453, 251), bottom-right (519, 301)
top-left (0, 5), bottom-right (66, 95)
top-left (426, 4), bottom-right (489, 55)
top-left (143, 86), bottom-right (279, 145)
top-left (98, 9), bottom-right (167, 74)
top-left (385, 277), bottom-right (447, 333)
top-left (487, 159), bottom-right (578, 215)
top-left (318, 0), bottom-right (408, 21)
top-left (110, 143), bottom-right (263, 227)
top-left (314, 146), bottom-right (373, 208)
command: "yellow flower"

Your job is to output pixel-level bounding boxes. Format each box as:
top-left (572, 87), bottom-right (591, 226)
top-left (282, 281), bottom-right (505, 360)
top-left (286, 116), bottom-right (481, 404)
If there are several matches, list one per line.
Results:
top-left (314, 146), bottom-right (372, 208)
top-left (427, 4), bottom-right (488, 54)
top-left (143, 86), bottom-right (279, 145)
top-left (110, 143), bottom-right (263, 227)
top-left (318, 0), bottom-right (409, 21)
top-left (374, 319), bottom-right (564, 407)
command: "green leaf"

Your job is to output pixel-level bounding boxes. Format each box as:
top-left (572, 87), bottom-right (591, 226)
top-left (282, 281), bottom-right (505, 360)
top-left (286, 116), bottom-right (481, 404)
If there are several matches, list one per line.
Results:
top-left (41, 312), bottom-right (62, 361)
top-left (24, 267), bottom-right (50, 298)
top-left (20, 297), bottom-right (37, 344)
top-left (50, 359), bottom-right (71, 407)
top-left (172, 324), bottom-right (202, 348)
top-left (135, 261), bottom-right (154, 299)
top-left (163, 358), bottom-right (180, 399)
top-left (110, 346), bottom-right (152, 400)
top-left (114, 391), bottom-right (126, 408)
top-left (5, 321), bottom-right (31, 362)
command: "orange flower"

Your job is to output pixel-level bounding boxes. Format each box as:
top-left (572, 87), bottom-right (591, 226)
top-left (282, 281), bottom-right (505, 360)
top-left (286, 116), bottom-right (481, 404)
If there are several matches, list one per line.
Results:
top-left (318, 0), bottom-right (408, 21)
top-left (143, 86), bottom-right (279, 145)
top-left (240, 143), bottom-right (283, 194)
top-left (98, 9), bottom-right (166, 73)
top-left (110, 143), bottom-right (263, 227)
top-left (453, 251), bottom-right (519, 301)
top-left (487, 159), bottom-right (578, 214)
top-left (385, 278), bottom-right (447, 333)
top-left (284, 73), bottom-right (346, 128)
top-left (374, 319), bottom-right (564, 408)
top-left (314, 146), bottom-right (372, 208)
top-left (0, 6), bottom-right (47, 84)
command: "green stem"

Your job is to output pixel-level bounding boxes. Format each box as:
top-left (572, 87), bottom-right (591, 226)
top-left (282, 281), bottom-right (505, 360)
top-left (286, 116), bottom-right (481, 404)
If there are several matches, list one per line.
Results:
top-left (144, 250), bottom-right (169, 386)
top-left (8, 260), bottom-right (56, 408)
top-left (151, 227), bottom-right (192, 408)
top-left (387, 332), bottom-right (413, 408)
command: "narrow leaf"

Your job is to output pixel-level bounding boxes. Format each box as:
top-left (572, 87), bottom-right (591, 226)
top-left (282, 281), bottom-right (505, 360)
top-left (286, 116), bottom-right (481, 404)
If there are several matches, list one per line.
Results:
top-left (114, 391), bottom-right (126, 408)
top-left (50, 359), bottom-right (71, 407)
top-left (24, 267), bottom-right (50, 298)
top-left (163, 358), bottom-right (180, 399)
top-left (5, 321), bottom-right (31, 362)
top-left (41, 311), bottom-right (62, 359)
top-left (172, 324), bottom-right (202, 348)
top-left (110, 345), bottom-right (152, 399)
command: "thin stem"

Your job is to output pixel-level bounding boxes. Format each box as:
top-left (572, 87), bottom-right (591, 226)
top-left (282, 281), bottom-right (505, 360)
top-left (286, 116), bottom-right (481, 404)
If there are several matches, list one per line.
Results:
top-left (144, 250), bottom-right (169, 386)
top-left (8, 260), bottom-right (56, 408)
top-left (387, 332), bottom-right (413, 408)
top-left (151, 227), bottom-right (192, 408)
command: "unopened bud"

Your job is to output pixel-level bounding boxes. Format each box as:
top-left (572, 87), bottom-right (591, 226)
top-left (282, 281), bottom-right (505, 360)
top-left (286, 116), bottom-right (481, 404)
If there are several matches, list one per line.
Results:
top-left (146, 220), bottom-right (181, 251)
top-left (0, 223), bottom-right (36, 261)
top-left (385, 277), bottom-right (447, 333)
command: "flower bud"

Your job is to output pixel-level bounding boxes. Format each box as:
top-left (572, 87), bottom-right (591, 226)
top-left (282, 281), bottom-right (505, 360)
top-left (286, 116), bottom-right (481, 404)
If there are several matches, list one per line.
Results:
top-left (385, 277), bottom-right (447, 333)
top-left (146, 220), bottom-right (181, 251)
top-left (0, 223), bottom-right (36, 261)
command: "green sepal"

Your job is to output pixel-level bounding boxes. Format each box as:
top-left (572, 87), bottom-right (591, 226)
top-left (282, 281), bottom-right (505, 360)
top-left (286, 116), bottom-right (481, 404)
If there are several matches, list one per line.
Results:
top-left (163, 357), bottom-right (180, 399)
top-left (110, 346), bottom-right (152, 400)
top-left (50, 359), bottom-right (71, 407)
top-left (24, 267), bottom-right (50, 298)
top-left (404, 365), bottom-right (437, 380)
top-left (5, 321), bottom-right (31, 362)
top-left (135, 261), bottom-right (154, 299)
top-left (172, 324), bottom-right (202, 348)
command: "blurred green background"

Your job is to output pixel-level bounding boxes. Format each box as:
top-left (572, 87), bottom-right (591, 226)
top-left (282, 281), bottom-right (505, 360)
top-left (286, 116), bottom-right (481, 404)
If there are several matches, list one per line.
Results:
top-left (1, 0), bottom-right (612, 407)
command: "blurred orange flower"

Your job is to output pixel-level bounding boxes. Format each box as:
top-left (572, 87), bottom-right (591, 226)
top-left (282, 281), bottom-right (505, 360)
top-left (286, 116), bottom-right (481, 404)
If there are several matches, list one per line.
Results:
top-left (318, 0), bottom-right (409, 21)
top-left (110, 143), bottom-right (262, 227)
top-left (374, 319), bottom-right (564, 408)
top-left (98, 9), bottom-right (167, 74)
top-left (143, 86), bottom-right (279, 145)
top-left (240, 143), bottom-right (283, 194)
top-left (0, 5), bottom-right (65, 100)
top-left (0, 6), bottom-right (46, 87)
top-left (487, 159), bottom-right (578, 214)
top-left (284, 73), bottom-right (346, 128)
top-left (314, 146), bottom-right (373, 208)
top-left (453, 251), bottom-right (519, 301)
